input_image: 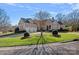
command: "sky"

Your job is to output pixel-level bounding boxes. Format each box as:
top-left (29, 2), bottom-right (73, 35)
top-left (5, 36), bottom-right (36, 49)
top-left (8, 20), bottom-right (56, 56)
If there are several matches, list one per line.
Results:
top-left (0, 3), bottom-right (79, 25)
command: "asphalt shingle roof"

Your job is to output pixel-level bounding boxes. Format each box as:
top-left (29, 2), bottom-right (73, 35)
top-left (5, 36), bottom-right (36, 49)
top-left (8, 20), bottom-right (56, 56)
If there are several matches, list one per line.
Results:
top-left (21, 18), bottom-right (32, 23)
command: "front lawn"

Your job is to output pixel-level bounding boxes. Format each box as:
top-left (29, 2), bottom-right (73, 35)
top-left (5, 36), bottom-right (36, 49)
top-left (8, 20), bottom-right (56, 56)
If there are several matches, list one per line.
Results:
top-left (0, 32), bottom-right (13, 35)
top-left (0, 32), bottom-right (79, 47)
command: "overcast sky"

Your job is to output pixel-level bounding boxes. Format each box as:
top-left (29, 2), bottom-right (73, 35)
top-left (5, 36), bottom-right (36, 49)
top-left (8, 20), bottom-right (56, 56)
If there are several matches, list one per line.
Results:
top-left (0, 3), bottom-right (79, 25)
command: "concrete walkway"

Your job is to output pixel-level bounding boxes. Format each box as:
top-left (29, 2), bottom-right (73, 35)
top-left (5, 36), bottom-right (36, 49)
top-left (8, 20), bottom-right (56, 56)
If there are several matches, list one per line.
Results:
top-left (0, 41), bottom-right (79, 55)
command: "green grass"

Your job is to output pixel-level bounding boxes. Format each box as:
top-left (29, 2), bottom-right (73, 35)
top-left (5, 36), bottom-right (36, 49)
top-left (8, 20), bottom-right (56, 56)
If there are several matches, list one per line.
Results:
top-left (0, 32), bottom-right (79, 47)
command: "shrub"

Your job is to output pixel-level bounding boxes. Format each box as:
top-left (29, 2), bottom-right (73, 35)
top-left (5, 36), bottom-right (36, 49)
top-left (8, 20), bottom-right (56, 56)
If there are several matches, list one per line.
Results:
top-left (15, 27), bottom-right (19, 33)
top-left (21, 32), bottom-right (30, 40)
top-left (52, 30), bottom-right (58, 35)
top-left (52, 30), bottom-right (61, 37)
top-left (24, 32), bottom-right (30, 37)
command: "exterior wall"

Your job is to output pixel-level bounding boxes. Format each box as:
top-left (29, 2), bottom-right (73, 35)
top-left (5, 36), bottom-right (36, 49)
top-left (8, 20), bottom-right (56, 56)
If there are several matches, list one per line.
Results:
top-left (52, 21), bottom-right (60, 30)
top-left (25, 23), bottom-right (37, 33)
top-left (18, 20), bottom-right (37, 32)
top-left (60, 25), bottom-right (65, 29)
top-left (32, 20), bottom-right (45, 31)
top-left (32, 20), bottom-right (53, 31)
top-left (45, 20), bottom-right (53, 30)
top-left (18, 20), bottom-right (26, 31)
top-left (52, 21), bottom-right (66, 30)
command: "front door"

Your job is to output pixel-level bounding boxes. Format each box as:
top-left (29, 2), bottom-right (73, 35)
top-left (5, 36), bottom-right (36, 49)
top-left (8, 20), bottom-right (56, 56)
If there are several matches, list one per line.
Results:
top-left (47, 26), bottom-right (48, 31)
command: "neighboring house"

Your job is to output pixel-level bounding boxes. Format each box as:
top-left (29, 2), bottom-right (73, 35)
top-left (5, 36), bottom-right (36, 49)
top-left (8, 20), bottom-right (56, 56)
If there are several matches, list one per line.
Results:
top-left (18, 18), bottom-right (65, 32)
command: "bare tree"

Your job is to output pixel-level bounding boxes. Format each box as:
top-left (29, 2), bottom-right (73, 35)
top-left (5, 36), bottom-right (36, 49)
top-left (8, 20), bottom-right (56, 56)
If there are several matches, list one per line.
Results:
top-left (63, 9), bottom-right (79, 31)
top-left (0, 9), bottom-right (11, 33)
top-left (55, 13), bottom-right (65, 21)
top-left (35, 10), bottom-right (51, 36)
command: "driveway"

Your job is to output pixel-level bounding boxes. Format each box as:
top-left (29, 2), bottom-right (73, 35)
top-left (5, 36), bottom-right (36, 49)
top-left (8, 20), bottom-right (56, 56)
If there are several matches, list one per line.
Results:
top-left (0, 33), bottom-right (24, 38)
top-left (0, 41), bottom-right (79, 55)
top-left (0, 32), bottom-right (41, 38)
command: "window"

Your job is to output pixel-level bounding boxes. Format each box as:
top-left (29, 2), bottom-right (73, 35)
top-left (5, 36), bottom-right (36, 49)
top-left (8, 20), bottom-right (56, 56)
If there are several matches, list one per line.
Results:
top-left (49, 25), bottom-right (51, 29)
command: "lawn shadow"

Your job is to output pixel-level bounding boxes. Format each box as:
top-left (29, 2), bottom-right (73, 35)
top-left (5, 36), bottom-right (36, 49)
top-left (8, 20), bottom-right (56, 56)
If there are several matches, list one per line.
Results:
top-left (61, 39), bottom-right (79, 43)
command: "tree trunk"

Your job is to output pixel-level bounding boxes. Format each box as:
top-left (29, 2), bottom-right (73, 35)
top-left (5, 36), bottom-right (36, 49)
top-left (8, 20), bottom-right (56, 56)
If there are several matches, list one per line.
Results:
top-left (41, 27), bottom-right (43, 36)
top-left (41, 31), bottom-right (43, 36)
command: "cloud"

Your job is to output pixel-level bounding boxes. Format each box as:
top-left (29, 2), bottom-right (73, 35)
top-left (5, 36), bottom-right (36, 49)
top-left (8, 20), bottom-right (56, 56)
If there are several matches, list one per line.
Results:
top-left (19, 5), bottom-right (25, 8)
top-left (6, 3), bottom-right (17, 6)
top-left (6, 3), bottom-right (39, 11)
top-left (25, 6), bottom-right (33, 10)
top-left (6, 3), bottom-right (32, 10)
top-left (6, 3), bottom-right (25, 8)
top-left (6, 3), bottom-right (51, 12)
top-left (73, 4), bottom-right (79, 10)
top-left (49, 11), bottom-right (57, 17)
top-left (68, 3), bottom-right (79, 10)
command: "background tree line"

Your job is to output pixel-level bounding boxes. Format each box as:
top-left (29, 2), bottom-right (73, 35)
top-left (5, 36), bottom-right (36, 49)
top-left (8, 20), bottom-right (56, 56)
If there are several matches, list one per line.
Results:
top-left (55, 9), bottom-right (79, 31)
top-left (0, 8), bottom-right (11, 33)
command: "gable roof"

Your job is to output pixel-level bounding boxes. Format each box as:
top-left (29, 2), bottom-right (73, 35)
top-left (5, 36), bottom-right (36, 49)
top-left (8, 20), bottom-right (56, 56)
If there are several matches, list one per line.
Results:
top-left (57, 21), bottom-right (63, 25)
top-left (20, 18), bottom-right (32, 23)
top-left (20, 17), bottom-right (64, 25)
